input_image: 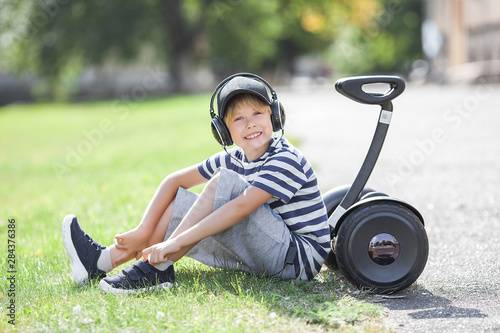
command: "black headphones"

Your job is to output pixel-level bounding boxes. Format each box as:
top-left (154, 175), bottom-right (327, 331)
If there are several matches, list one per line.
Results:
top-left (210, 73), bottom-right (285, 147)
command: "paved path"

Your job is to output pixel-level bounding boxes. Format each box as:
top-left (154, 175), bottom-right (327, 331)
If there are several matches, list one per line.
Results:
top-left (280, 82), bottom-right (500, 332)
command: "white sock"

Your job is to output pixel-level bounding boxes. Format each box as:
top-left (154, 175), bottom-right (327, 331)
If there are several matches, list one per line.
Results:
top-left (153, 260), bottom-right (174, 271)
top-left (97, 247), bottom-right (113, 273)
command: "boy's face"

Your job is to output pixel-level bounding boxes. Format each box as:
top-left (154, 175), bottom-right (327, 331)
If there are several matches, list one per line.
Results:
top-left (226, 104), bottom-right (273, 162)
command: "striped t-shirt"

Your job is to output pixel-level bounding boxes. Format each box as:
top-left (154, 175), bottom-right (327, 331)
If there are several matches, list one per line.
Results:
top-left (197, 136), bottom-right (330, 280)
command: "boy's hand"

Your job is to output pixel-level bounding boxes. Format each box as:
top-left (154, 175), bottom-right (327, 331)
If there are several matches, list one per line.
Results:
top-left (142, 239), bottom-right (182, 264)
top-left (113, 227), bottom-right (149, 266)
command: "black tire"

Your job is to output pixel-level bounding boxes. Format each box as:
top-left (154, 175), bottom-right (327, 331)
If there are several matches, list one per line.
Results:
top-left (323, 188), bottom-right (381, 270)
top-left (335, 202), bottom-right (428, 294)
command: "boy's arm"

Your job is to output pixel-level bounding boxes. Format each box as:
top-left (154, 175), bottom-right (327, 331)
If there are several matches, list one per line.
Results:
top-left (113, 165), bottom-right (206, 264)
top-left (180, 186), bottom-right (273, 244)
top-left (143, 185), bottom-right (273, 264)
top-left (137, 164), bottom-right (207, 235)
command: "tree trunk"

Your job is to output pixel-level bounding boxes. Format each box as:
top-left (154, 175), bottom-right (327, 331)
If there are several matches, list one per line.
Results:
top-left (160, 0), bottom-right (195, 93)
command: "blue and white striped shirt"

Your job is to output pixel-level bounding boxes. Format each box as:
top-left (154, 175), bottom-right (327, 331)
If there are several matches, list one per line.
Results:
top-left (198, 136), bottom-right (330, 280)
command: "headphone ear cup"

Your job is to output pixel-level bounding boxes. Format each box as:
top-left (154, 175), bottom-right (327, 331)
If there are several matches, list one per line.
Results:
top-left (279, 101), bottom-right (286, 129)
top-left (270, 100), bottom-right (285, 132)
top-left (211, 116), bottom-right (233, 146)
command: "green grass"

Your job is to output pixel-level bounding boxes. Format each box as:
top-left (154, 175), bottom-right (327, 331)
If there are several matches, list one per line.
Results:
top-left (0, 95), bottom-right (389, 332)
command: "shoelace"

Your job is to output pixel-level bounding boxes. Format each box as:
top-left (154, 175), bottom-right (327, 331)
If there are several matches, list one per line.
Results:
top-left (84, 233), bottom-right (102, 250)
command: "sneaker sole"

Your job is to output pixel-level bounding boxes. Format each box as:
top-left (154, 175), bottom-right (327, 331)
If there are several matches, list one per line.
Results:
top-left (98, 279), bottom-right (175, 295)
top-left (62, 214), bottom-right (90, 284)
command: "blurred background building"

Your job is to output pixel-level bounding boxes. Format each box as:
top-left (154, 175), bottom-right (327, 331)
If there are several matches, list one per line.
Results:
top-left (425, 0), bottom-right (500, 83)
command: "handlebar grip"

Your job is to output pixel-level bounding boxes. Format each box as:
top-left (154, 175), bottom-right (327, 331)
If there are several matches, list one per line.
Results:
top-left (335, 76), bottom-right (405, 105)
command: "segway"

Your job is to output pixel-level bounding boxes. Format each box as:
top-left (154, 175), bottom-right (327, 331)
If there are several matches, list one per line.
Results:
top-left (322, 76), bottom-right (428, 294)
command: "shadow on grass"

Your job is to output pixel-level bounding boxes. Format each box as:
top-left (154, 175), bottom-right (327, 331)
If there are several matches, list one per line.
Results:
top-left (172, 262), bottom-right (386, 330)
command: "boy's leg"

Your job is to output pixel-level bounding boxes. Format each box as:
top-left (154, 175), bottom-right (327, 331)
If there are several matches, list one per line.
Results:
top-left (62, 195), bottom-right (178, 284)
top-left (153, 171), bottom-right (222, 262)
top-left (97, 176), bottom-right (221, 294)
top-left (163, 185), bottom-right (246, 267)
top-left (62, 214), bottom-right (109, 284)
top-left (165, 169), bottom-right (298, 280)
top-left (146, 198), bottom-right (176, 247)
top-left (96, 168), bottom-right (296, 292)
top-left (63, 208), bottom-right (177, 293)
top-left (104, 200), bottom-right (175, 269)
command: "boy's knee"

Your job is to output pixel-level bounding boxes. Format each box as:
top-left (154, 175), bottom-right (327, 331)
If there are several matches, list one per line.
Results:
top-left (212, 169), bottom-right (249, 202)
top-left (195, 172), bottom-right (222, 209)
top-left (165, 198), bottom-right (176, 216)
top-left (203, 171), bottom-right (221, 197)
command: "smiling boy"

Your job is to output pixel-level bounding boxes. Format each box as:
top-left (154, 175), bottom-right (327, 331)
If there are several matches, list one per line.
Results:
top-left (62, 73), bottom-right (330, 294)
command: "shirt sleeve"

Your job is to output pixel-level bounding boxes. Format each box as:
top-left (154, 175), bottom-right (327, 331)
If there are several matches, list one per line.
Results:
top-left (251, 150), bottom-right (307, 204)
top-left (197, 149), bottom-right (239, 180)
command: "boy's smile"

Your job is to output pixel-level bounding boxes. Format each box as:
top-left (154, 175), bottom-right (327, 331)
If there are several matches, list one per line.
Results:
top-left (226, 104), bottom-right (273, 161)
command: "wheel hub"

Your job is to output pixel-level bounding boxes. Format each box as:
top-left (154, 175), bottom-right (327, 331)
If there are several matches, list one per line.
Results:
top-left (368, 233), bottom-right (400, 265)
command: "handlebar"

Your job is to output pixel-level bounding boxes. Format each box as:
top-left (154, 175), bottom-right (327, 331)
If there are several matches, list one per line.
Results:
top-left (335, 76), bottom-right (405, 106)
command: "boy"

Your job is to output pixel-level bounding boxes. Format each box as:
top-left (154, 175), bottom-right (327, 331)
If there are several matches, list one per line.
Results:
top-left (62, 73), bottom-right (330, 295)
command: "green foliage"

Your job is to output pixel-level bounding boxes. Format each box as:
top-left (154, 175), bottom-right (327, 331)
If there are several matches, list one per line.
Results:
top-left (0, 0), bottom-right (424, 100)
top-left (207, 0), bottom-right (283, 72)
top-left (4, 1), bottom-right (161, 97)
top-left (328, 0), bottom-right (424, 75)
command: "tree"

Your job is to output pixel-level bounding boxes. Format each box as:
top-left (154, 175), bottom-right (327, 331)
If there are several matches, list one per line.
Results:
top-left (273, 0), bottom-right (360, 77)
top-left (1, 1), bottom-right (162, 98)
top-left (0, 0), bottom-right (423, 100)
top-left (205, 0), bottom-right (283, 75)
top-left (205, 0), bottom-right (380, 77)
top-left (327, 0), bottom-right (424, 75)
top-left (158, 0), bottom-right (210, 92)
top-left (1, 0), bottom-right (289, 97)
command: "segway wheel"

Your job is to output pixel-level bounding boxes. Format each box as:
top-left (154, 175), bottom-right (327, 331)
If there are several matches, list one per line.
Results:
top-left (335, 202), bottom-right (428, 293)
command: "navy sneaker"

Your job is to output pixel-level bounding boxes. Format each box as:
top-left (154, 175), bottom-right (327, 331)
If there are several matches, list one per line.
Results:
top-left (99, 260), bottom-right (175, 295)
top-left (62, 214), bottom-right (106, 284)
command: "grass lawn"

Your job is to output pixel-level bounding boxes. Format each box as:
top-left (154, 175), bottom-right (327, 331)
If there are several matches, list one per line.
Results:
top-left (0, 95), bottom-right (389, 332)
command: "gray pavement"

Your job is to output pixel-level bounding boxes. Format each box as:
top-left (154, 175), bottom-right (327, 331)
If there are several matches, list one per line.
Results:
top-left (280, 82), bottom-right (500, 332)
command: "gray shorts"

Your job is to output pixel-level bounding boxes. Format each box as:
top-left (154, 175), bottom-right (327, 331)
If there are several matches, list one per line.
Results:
top-left (163, 168), bottom-right (298, 280)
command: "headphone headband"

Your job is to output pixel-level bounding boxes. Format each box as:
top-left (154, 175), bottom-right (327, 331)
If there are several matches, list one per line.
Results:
top-left (209, 72), bottom-right (277, 118)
